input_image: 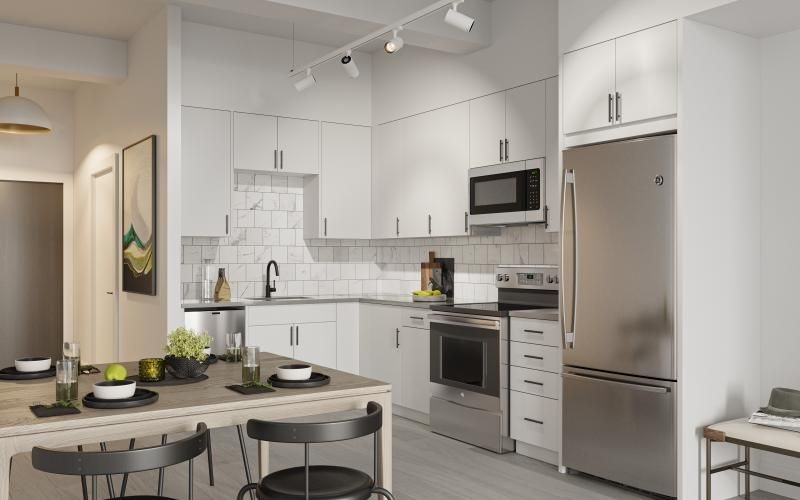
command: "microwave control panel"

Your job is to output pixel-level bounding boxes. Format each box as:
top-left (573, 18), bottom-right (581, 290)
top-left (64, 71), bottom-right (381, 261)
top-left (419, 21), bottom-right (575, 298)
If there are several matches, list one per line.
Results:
top-left (527, 169), bottom-right (541, 211)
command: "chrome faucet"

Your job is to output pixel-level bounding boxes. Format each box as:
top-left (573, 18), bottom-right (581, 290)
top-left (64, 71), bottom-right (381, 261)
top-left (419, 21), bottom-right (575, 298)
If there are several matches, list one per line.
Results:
top-left (266, 260), bottom-right (280, 298)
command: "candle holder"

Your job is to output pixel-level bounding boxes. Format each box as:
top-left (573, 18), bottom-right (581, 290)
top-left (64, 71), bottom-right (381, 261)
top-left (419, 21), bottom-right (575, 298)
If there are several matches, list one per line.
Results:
top-left (138, 358), bottom-right (165, 382)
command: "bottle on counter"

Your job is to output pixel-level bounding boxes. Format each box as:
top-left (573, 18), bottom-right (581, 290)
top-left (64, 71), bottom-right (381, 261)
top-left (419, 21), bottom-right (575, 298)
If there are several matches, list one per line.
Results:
top-left (214, 267), bottom-right (231, 302)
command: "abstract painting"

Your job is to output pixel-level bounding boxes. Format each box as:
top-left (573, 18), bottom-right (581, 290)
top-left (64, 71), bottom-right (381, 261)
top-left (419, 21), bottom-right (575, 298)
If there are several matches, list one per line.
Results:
top-left (122, 135), bottom-right (156, 295)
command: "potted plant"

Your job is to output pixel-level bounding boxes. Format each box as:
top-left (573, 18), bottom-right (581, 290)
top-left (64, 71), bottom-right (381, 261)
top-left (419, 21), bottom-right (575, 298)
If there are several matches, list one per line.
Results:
top-left (163, 327), bottom-right (213, 378)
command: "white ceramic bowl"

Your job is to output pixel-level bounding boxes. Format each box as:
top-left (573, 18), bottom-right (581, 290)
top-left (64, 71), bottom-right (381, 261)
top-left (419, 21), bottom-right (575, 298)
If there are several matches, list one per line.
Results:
top-left (276, 364), bottom-right (312, 381)
top-left (14, 357), bottom-right (52, 373)
top-left (93, 380), bottom-right (137, 400)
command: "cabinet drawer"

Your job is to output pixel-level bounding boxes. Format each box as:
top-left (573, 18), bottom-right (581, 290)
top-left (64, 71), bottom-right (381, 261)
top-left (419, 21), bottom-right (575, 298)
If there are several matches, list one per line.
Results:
top-left (400, 309), bottom-right (429, 329)
top-left (510, 318), bottom-right (561, 347)
top-left (510, 391), bottom-right (560, 451)
top-left (509, 366), bottom-right (561, 399)
top-left (247, 304), bottom-right (336, 326)
top-left (509, 342), bottom-right (560, 373)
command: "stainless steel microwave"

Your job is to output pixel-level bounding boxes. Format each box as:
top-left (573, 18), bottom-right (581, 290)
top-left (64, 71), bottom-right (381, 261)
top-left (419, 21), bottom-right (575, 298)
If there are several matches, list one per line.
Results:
top-left (469, 159), bottom-right (545, 226)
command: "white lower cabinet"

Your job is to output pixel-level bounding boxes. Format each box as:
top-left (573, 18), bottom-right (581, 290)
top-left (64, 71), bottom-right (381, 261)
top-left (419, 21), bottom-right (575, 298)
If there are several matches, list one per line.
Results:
top-left (510, 391), bottom-right (560, 452)
top-left (399, 326), bottom-right (430, 415)
top-left (293, 322), bottom-right (337, 368)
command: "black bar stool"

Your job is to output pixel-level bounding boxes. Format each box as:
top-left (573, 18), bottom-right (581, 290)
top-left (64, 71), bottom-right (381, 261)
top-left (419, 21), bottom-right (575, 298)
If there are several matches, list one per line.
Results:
top-left (237, 402), bottom-right (395, 500)
top-left (32, 423), bottom-right (209, 500)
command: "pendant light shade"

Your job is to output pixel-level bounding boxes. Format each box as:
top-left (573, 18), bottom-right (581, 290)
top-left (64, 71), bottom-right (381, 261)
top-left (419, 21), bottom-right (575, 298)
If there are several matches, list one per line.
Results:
top-left (0, 75), bottom-right (52, 134)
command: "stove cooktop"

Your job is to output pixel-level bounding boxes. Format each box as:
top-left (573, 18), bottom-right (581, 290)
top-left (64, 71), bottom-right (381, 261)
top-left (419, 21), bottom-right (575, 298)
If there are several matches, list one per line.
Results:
top-left (430, 302), bottom-right (550, 317)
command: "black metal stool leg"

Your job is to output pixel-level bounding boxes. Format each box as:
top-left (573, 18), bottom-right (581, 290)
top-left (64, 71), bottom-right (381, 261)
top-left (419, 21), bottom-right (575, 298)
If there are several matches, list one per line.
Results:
top-left (206, 429), bottom-right (215, 486)
top-left (188, 457), bottom-right (194, 500)
top-left (120, 438), bottom-right (136, 497)
top-left (157, 434), bottom-right (168, 495)
top-left (236, 424), bottom-right (255, 500)
top-left (77, 445), bottom-right (88, 500)
top-left (372, 487), bottom-right (396, 500)
top-left (99, 442), bottom-right (116, 498)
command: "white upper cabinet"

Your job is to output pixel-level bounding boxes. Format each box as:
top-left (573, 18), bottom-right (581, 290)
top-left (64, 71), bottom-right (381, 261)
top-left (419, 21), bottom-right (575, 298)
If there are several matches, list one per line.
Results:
top-left (182, 106), bottom-right (231, 237)
top-left (277, 117), bottom-right (319, 175)
top-left (562, 22), bottom-right (677, 140)
top-left (470, 84), bottom-right (548, 168)
top-left (234, 112), bottom-right (278, 171)
top-left (563, 40), bottom-right (616, 135)
top-left (506, 82), bottom-right (546, 163)
top-left (305, 122), bottom-right (371, 239)
top-left (545, 77), bottom-right (561, 233)
top-left (615, 22), bottom-right (677, 125)
top-left (470, 92), bottom-right (507, 168)
top-left (372, 118), bottom-right (405, 239)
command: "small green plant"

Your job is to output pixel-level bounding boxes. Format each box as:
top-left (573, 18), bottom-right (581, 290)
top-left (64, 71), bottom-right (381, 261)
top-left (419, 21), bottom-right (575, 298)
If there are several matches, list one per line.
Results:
top-left (243, 380), bottom-right (273, 389)
top-left (164, 327), bottom-right (212, 360)
top-left (52, 400), bottom-right (77, 408)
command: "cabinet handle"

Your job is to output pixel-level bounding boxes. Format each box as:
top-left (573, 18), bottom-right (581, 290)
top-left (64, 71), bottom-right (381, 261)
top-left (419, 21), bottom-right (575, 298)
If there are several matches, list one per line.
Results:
top-left (544, 205), bottom-right (549, 229)
top-left (608, 94), bottom-right (613, 123)
top-left (396, 217), bottom-right (400, 237)
top-left (523, 329), bottom-right (544, 335)
top-left (505, 139), bottom-right (509, 161)
top-left (523, 379), bottom-right (544, 386)
top-left (464, 211), bottom-right (469, 232)
top-left (615, 92), bottom-right (622, 121)
top-left (274, 149), bottom-right (278, 169)
top-left (296, 325), bottom-right (299, 345)
top-left (290, 325), bottom-right (294, 346)
top-left (280, 150), bottom-right (284, 170)
top-left (395, 328), bottom-right (400, 349)
top-left (428, 214), bottom-right (432, 235)
top-left (524, 417), bottom-right (544, 425)
top-left (524, 354), bottom-right (544, 360)
top-left (410, 316), bottom-right (424, 321)
top-left (324, 217), bottom-right (327, 237)
top-left (225, 215), bottom-right (229, 235)
top-left (499, 139), bottom-right (504, 162)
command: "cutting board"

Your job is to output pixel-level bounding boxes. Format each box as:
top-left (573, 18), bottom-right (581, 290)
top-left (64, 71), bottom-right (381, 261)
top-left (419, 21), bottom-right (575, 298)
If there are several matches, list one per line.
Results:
top-left (420, 252), bottom-right (442, 290)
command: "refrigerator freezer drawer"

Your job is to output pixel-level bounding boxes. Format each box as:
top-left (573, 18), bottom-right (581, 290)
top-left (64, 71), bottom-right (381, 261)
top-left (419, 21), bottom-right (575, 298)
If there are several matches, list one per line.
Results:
top-left (510, 391), bottom-right (560, 451)
top-left (562, 368), bottom-right (676, 497)
top-left (509, 343), bottom-right (561, 373)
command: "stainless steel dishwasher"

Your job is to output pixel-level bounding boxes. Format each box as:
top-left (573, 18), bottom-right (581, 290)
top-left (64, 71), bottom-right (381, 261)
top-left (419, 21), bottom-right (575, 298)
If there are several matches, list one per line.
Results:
top-left (184, 306), bottom-right (245, 355)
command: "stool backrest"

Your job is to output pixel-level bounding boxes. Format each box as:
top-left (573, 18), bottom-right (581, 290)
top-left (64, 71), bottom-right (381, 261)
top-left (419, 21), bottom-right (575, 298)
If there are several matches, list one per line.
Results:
top-left (32, 423), bottom-right (208, 476)
top-left (247, 401), bottom-right (382, 444)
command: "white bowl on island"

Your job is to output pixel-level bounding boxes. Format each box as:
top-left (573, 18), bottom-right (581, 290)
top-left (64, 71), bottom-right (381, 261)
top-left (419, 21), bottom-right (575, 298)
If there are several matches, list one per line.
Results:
top-left (276, 364), bottom-right (312, 381)
top-left (93, 380), bottom-right (137, 400)
top-left (14, 357), bottom-right (52, 373)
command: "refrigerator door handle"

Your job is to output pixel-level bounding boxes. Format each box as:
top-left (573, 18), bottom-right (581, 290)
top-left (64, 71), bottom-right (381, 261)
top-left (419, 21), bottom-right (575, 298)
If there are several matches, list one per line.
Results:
top-left (561, 169), bottom-right (577, 349)
top-left (563, 372), bottom-right (671, 394)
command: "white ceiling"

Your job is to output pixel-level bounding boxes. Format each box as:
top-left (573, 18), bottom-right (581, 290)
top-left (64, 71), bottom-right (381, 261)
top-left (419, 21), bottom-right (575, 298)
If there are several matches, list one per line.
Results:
top-left (690, 0), bottom-right (800, 38)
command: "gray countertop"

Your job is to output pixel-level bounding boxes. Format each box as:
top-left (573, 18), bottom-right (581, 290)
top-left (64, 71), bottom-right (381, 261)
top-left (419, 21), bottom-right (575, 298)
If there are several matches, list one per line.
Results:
top-left (508, 308), bottom-right (560, 322)
top-left (182, 295), bottom-right (458, 311)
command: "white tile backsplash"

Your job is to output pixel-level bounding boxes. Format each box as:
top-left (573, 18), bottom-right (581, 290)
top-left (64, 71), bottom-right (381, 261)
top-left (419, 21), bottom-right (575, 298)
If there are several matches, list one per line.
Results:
top-left (182, 173), bottom-right (559, 300)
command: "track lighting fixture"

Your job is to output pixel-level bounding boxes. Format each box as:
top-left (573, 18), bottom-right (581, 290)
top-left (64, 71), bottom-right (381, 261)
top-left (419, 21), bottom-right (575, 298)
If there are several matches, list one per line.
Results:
top-left (384, 27), bottom-right (404, 54)
top-left (341, 50), bottom-right (360, 79)
top-left (444, 1), bottom-right (475, 32)
top-left (294, 68), bottom-right (316, 92)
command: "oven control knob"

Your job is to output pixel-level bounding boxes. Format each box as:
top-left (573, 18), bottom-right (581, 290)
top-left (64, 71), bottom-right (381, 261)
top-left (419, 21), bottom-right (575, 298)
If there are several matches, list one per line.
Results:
top-left (554, 275), bottom-right (560, 284)
top-left (503, 274), bottom-right (510, 282)
top-left (496, 274), bottom-right (502, 281)
top-left (547, 275), bottom-right (554, 284)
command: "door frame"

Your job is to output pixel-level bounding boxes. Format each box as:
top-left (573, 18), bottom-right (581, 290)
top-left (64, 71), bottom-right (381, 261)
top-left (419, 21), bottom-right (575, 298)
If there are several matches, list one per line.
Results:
top-left (90, 154), bottom-right (120, 362)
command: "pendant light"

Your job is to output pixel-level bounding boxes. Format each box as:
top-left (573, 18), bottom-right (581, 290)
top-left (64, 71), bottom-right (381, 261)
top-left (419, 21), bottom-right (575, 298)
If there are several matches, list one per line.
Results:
top-left (0, 74), bottom-right (52, 134)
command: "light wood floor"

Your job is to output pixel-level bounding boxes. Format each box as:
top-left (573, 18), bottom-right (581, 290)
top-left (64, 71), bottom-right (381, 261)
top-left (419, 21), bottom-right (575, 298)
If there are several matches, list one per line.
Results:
top-left (7, 414), bottom-right (790, 499)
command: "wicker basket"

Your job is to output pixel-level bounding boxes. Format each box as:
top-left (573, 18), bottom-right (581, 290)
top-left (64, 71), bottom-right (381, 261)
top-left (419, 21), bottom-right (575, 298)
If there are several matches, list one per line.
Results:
top-left (164, 355), bottom-right (210, 379)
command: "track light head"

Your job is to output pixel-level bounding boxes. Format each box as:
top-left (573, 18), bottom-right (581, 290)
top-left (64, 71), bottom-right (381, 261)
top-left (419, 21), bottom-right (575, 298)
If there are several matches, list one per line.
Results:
top-left (341, 50), bottom-right (360, 79)
top-left (384, 28), bottom-right (404, 54)
top-left (294, 68), bottom-right (316, 92)
top-left (445, 2), bottom-right (475, 32)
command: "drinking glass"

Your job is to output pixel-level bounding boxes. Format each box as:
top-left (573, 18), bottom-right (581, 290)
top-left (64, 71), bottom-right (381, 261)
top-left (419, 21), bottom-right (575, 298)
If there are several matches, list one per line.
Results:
top-left (226, 332), bottom-right (242, 362)
top-left (242, 346), bottom-right (261, 385)
top-left (56, 359), bottom-right (78, 403)
top-left (63, 342), bottom-right (81, 373)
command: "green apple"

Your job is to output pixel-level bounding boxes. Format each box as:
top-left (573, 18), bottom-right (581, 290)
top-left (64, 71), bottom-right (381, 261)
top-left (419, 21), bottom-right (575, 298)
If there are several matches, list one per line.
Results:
top-left (104, 363), bottom-right (128, 381)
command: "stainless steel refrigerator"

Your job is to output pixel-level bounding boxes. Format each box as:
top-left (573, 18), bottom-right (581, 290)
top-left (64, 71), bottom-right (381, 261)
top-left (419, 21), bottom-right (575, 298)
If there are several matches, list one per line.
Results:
top-left (561, 134), bottom-right (677, 498)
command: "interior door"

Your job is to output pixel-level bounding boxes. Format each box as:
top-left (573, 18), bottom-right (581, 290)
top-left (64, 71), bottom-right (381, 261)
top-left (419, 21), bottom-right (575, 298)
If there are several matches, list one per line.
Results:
top-left (615, 22), bottom-right (677, 125)
top-left (562, 135), bottom-right (675, 380)
top-left (248, 324), bottom-right (292, 358)
top-left (293, 322), bottom-right (337, 368)
top-left (234, 112), bottom-right (277, 171)
top-left (505, 81), bottom-right (546, 162)
top-left (182, 107), bottom-right (230, 237)
top-left (93, 168), bottom-right (117, 363)
top-left (320, 122), bottom-right (371, 239)
top-left (278, 117), bottom-right (319, 174)
top-left (400, 326), bottom-right (430, 414)
top-left (563, 40), bottom-right (616, 134)
top-left (469, 92), bottom-right (506, 168)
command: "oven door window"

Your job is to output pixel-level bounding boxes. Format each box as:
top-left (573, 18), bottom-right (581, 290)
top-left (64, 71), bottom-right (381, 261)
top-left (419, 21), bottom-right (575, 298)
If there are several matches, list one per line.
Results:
top-left (470, 170), bottom-right (527, 215)
top-left (430, 321), bottom-right (500, 398)
top-left (441, 336), bottom-right (484, 387)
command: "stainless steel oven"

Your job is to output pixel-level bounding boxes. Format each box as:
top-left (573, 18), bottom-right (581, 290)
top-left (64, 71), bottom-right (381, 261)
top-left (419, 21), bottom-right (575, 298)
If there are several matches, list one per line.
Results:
top-left (429, 313), bottom-right (512, 453)
top-left (469, 159), bottom-right (545, 226)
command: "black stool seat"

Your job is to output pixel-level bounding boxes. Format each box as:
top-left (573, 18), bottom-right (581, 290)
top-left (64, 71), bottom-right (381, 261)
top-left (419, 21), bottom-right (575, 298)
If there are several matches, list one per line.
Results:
top-left (259, 465), bottom-right (373, 500)
top-left (113, 496), bottom-right (177, 500)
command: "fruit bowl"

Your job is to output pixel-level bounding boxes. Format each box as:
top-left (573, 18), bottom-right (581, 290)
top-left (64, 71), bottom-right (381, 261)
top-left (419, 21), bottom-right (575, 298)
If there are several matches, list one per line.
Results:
top-left (411, 290), bottom-right (448, 302)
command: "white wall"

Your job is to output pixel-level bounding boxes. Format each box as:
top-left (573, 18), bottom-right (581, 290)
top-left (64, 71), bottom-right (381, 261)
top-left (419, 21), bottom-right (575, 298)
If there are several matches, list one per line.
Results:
top-left (181, 22), bottom-right (372, 126)
top-left (371, 0), bottom-right (557, 124)
top-left (559, 0), bottom-right (736, 52)
top-left (759, 27), bottom-right (800, 498)
top-left (74, 8), bottom-right (174, 362)
top-left (677, 20), bottom-right (762, 500)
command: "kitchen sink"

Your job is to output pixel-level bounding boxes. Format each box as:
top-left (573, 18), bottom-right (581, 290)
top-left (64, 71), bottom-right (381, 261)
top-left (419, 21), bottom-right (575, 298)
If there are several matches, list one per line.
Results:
top-left (244, 296), bottom-right (311, 301)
